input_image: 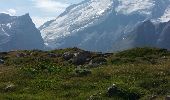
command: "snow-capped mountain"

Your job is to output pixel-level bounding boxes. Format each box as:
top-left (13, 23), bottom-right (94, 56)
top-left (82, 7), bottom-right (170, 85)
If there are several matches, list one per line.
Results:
top-left (0, 13), bottom-right (44, 51)
top-left (40, 0), bottom-right (170, 52)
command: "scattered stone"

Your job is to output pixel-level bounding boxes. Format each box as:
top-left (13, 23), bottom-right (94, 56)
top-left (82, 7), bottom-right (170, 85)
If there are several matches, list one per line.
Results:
top-left (92, 57), bottom-right (107, 64)
top-left (0, 59), bottom-right (4, 64)
top-left (72, 51), bottom-right (91, 65)
top-left (48, 53), bottom-right (57, 58)
top-left (162, 56), bottom-right (167, 60)
top-left (107, 84), bottom-right (140, 99)
top-left (16, 53), bottom-right (26, 57)
top-left (63, 52), bottom-right (74, 60)
top-left (0, 56), bottom-right (4, 59)
top-left (88, 94), bottom-right (97, 100)
top-left (4, 83), bottom-right (16, 92)
top-left (89, 57), bottom-right (107, 67)
top-left (107, 84), bottom-right (118, 97)
top-left (166, 95), bottom-right (170, 100)
top-left (88, 63), bottom-right (99, 68)
top-left (149, 95), bottom-right (157, 100)
top-left (48, 53), bottom-right (61, 58)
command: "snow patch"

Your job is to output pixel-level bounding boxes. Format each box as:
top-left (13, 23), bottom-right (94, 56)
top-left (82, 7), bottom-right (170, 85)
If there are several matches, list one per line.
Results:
top-left (6, 23), bottom-right (12, 29)
top-left (158, 6), bottom-right (170, 22)
top-left (115, 0), bottom-right (155, 15)
top-left (41, 0), bottom-right (113, 47)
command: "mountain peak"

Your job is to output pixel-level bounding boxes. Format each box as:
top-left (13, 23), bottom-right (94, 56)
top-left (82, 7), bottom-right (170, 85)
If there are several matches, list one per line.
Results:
top-left (0, 14), bottom-right (44, 51)
top-left (21, 13), bottom-right (30, 18)
top-left (40, 0), bottom-right (170, 52)
top-left (0, 13), bottom-right (10, 16)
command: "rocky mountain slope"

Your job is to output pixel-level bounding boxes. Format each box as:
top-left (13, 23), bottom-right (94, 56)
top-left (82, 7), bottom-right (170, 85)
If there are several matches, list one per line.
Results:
top-left (113, 20), bottom-right (170, 51)
top-left (0, 13), bottom-right (44, 51)
top-left (40, 0), bottom-right (170, 52)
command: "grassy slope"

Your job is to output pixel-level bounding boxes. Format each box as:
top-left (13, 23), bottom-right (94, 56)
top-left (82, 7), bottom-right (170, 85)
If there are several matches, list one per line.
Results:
top-left (0, 48), bottom-right (170, 100)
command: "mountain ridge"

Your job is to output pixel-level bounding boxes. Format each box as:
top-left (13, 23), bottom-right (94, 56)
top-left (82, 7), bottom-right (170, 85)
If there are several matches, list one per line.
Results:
top-left (40, 0), bottom-right (170, 52)
top-left (0, 13), bottom-right (44, 51)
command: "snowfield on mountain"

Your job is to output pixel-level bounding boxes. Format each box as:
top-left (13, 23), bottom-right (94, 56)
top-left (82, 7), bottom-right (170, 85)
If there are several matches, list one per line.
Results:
top-left (40, 0), bottom-right (170, 52)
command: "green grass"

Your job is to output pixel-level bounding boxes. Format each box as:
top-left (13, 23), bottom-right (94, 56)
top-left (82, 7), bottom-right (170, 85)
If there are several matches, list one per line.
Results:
top-left (0, 47), bottom-right (170, 100)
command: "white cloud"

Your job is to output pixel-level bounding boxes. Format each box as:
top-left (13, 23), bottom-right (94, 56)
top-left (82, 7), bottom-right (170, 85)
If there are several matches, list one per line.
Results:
top-left (7, 9), bottom-right (16, 15)
top-left (1, 9), bottom-right (16, 16)
top-left (32, 0), bottom-right (69, 13)
top-left (30, 0), bottom-right (70, 28)
top-left (31, 16), bottom-right (55, 28)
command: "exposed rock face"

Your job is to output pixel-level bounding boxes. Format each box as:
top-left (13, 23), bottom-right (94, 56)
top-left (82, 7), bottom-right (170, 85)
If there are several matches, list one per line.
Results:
top-left (157, 22), bottom-right (170, 49)
top-left (40, 0), bottom-right (170, 52)
top-left (113, 20), bottom-right (170, 51)
top-left (0, 13), bottom-right (44, 51)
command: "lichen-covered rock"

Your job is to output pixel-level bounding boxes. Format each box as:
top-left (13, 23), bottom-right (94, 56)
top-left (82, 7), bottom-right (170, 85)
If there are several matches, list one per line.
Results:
top-left (72, 51), bottom-right (91, 65)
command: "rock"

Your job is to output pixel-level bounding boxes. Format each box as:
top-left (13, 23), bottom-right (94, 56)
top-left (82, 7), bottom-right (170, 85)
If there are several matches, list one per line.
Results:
top-left (104, 53), bottom-right (112, 57)
top-left (0, 59), bottom-right (4, 64)
top-left (48, 53), bottom-right (56, 58)
top-left (16, 53), bottom-right (26, 57)
top-left (72, 51), bottom-right (91, 65)
top-left (166, 96), bottom-right (170, 100)
top-left (63, 52), bottom-right (74, 60)
top-left (92, 57), bottom-right (107, 64)
top-left (89, 57), bottom-right (107, 67)
top-left (88, 63), bottom-right (99, 68)
top-left (149, 95), bottom-right (157, 100)
top-left (56, 53), bottom-right (62, 57)
top-left (107, 84), bottom-right (118, 97)
top-left (107, 84), bottom-right (140, 99)
top-left (4, 83), bottom-right (16, 92)
top-left (48, 53), bottom-right (61, 58)
top-left (0, 56), bottom-right (4, 59)
top-left (0, 52), bottom-right (8, 57)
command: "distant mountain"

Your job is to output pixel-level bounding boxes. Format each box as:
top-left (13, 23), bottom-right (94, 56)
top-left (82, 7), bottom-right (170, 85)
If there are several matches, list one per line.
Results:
top-left (0, 13), bottom-right (44, 51)
top-left (112, 20), bottom-right (170, 51)
top-left (40, 0), bottom-right (170, 52)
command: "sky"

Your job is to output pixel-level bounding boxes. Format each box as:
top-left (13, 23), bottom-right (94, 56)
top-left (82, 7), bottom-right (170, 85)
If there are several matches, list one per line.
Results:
top-left (0, 0), bottom-right (83, 27)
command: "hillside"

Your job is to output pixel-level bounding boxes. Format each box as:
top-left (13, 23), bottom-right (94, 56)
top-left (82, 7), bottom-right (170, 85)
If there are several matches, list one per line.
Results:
top-left (0, 47), bottom-right (170, 99)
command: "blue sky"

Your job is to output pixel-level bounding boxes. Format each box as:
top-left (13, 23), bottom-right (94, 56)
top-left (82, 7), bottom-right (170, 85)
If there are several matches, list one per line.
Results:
top-left (0, 0), bottom-right (83, 27)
